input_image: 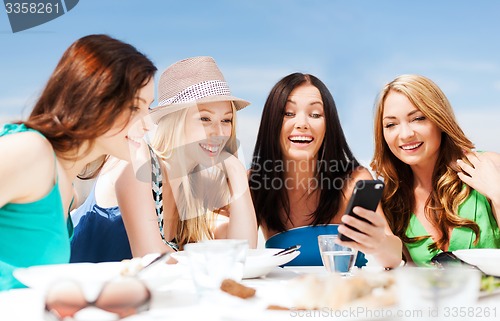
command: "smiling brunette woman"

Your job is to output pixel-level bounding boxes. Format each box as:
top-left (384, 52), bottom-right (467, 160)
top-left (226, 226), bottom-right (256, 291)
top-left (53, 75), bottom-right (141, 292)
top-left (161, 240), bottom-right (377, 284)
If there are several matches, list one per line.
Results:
top-left (249, 73), bottom-right (402, 268)
top-left (0, 34), bottom-right (156, 290)
top-left (371, 74), bottom-right (500, 266)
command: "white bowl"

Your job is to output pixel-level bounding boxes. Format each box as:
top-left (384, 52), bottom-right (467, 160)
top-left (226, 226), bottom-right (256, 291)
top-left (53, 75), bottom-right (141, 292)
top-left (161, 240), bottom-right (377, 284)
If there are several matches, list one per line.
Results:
top-left (171, 248), bottom-right (300, 279)
top-left (244, 248), bottom-right (300, 278)
top-left (453, 249), bottom-right (500, 277)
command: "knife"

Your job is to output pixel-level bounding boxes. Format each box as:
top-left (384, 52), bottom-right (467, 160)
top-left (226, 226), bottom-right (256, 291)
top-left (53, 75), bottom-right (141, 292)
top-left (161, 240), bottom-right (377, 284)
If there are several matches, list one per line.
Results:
top-left (273, 244), bottom-right (301, 257)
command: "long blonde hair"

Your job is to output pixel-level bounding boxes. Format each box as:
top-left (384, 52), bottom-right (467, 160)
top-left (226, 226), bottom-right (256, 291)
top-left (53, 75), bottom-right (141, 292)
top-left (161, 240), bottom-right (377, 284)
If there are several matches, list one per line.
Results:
top-left (151, 103), bottom-right (238, 247)
top-left (370, 74), bottom-right (479, 252)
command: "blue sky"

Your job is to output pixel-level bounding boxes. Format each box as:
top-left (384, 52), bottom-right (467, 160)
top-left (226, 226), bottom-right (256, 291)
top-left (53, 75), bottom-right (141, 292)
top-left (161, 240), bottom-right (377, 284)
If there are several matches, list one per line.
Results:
top-left (1, 0), bottom-right (499, 166)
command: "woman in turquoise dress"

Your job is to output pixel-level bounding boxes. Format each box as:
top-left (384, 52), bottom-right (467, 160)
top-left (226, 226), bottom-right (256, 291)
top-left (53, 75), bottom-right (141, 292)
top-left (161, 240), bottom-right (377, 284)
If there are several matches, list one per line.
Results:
top-left (0, 34), bottom-right (156, 290)
top-left (371, 74), bottom-right (500, 266)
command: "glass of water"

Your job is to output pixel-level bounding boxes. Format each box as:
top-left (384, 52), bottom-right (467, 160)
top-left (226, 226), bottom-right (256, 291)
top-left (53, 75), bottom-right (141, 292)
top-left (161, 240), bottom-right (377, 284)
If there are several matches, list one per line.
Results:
top-left (318, 234), bottom-right (357, 276)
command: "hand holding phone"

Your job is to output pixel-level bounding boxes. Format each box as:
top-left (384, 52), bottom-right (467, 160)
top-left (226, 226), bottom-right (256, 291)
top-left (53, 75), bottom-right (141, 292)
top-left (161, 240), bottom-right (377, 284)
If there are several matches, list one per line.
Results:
top-left (338, 179), bottom-right (384, 242)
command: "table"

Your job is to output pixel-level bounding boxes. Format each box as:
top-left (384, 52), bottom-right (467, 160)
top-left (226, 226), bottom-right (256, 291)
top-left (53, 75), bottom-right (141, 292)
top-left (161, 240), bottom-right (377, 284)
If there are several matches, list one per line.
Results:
top-left (0, 266), bottom-right (499, 321)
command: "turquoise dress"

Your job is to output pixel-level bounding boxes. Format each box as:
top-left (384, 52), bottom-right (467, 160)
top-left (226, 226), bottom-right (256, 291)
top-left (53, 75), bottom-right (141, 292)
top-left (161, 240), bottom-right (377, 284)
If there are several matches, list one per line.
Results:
top-left (0, 124), bottom-right (70, 291)
top-left (406, 189), bottom-right (500, 266)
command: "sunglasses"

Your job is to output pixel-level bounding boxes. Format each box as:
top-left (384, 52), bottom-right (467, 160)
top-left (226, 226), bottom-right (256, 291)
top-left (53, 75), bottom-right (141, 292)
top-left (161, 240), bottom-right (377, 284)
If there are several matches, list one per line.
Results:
top-left (44, 277), bottom-right (151, 320)
top-left (430, 251), bottom-right (478, 270)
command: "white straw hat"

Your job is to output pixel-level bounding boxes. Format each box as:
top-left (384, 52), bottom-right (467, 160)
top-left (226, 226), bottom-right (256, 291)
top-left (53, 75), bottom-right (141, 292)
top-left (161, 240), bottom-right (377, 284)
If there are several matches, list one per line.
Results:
top-left (150, 56), bottom-right (250, 123)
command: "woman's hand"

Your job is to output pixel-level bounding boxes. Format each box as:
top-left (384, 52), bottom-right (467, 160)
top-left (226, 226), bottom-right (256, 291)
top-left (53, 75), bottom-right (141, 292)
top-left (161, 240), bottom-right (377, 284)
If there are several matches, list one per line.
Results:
top-left (337, 207), bottom-right (387, 253)
top-left (212, 151), bottom-right (258, 248)
top-left (220, 152), bottom-right (249, 198)
top-left (457, 151), bottom-right (500, 202)
top-left (336, 206), bottom-right (402, 268)
top-left (458, 151), bottom-right (500, 221)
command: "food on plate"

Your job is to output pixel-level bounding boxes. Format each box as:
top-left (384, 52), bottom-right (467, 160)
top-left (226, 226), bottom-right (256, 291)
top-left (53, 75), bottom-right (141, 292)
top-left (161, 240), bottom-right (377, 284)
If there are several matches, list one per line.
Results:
top-left (481, 275), bottom-right (500, 293)
top-left (287, 271), bottom-right (396, 310)
top-left (220, 279), bottom-right (256, 299)
top-left (120, 258), bottom-right (145, 276)
top-left (267, 305), bottom-right (292, 311)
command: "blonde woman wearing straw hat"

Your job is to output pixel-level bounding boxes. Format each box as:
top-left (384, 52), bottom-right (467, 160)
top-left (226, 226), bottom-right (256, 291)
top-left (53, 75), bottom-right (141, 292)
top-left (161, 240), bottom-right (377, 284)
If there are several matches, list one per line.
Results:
top-left (70, 57), bottom-right (257, 261)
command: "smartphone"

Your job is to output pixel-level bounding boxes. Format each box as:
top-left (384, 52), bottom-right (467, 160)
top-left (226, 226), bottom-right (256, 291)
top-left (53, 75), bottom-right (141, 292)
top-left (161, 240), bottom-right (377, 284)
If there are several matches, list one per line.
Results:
top-left (338, 179), bottom-right (385, 242)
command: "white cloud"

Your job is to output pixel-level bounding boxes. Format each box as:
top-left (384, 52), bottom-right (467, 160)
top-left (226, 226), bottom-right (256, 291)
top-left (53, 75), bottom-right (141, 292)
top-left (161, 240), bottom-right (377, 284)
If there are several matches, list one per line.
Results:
top-left (377, 55), bottom-right (500, 74)
top-left (0, 116), bottom-right (17, 125)
top-left (0, 96), bottom-right (36, 120)
top-left (0, 97), bottom-right (29, 106)
top-left (411, 60), bottom-right (499, 73)
top-left (456, 109), bottom-right (500, 152)
top-left (224, 66), bottom-right (292, 97)
top-left (494, 81), bottom-right (500, 91)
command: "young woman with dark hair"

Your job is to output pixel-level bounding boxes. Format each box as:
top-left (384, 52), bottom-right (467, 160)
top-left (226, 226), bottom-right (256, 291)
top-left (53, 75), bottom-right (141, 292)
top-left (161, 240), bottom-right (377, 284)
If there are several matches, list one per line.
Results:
top-left (0, 34), bottom-right (156, 290)
top-left (249, 73), bottom-right (401, 268)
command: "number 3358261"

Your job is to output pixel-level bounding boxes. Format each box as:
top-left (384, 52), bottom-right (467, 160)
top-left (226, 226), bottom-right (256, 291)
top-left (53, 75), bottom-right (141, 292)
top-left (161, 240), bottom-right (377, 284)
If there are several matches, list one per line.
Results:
top-left (5, 2), bottom-right (60, 14)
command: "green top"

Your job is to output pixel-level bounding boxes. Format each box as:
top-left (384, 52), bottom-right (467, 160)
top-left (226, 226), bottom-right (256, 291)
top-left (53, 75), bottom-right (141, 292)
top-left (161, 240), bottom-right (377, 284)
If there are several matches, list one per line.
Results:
top-left (0, 124), bottom-right (71, 291)
top-left (406, 189), bottom-right (500, 266)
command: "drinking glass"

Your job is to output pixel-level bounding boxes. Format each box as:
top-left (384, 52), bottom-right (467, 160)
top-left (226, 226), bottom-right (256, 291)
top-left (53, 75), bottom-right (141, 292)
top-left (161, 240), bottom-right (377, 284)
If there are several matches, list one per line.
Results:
top-left (184, 239), bottom-right (248, 297)
top-left (317, 234), bottom-right (357, 276)
top-left (395, 266), bottom-right (481, 320)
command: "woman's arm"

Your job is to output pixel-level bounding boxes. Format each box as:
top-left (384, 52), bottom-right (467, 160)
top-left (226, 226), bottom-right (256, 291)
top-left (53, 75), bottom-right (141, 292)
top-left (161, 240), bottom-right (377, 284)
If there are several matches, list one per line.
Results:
top-left (217, 155), bottom-right (258, 248)
top-left (457, 151), bottom-right (500, 223)
top-left (336, 167), bottom-right (403, 268)
top-left (116, 146), bottom-right (175, 257)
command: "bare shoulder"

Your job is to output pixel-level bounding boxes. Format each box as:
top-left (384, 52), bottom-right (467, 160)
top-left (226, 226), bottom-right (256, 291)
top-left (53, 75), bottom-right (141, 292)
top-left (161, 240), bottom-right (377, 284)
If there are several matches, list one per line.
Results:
top-left (117, 143), bottom-right (152, 184)
top-left (1, 131), bottom-right (54, 173)
top-left (115, 156), bottom-right (152, 195)
top-left (0, 131), bottom-right (55, 205)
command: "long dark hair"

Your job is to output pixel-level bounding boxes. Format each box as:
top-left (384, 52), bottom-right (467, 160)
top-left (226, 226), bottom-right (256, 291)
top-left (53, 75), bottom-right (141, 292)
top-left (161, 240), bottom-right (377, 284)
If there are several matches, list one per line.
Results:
top-left (249, 73), bottom-right (360, 232)
top-left (23, 34), bottom-right (157, 178)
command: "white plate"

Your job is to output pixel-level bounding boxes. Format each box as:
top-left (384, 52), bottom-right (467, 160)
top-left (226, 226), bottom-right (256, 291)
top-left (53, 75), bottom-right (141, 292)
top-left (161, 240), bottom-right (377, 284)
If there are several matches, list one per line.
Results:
top-left (453, 249), bottom-right (500, 277)
top-left (171, 248), bottom-right (300, 279)
top-left (13, 259), bottom-right (182, 294)
top-left (218, 279), bottom-right (397, 321)
top-left (13, 262), bottom-right (120, 292)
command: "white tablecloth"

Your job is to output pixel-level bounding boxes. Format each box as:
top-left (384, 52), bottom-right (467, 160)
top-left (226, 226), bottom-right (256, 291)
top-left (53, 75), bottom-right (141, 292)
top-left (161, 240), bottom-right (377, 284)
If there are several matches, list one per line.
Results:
top-left (1, 266), bottom-right (499, 321)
